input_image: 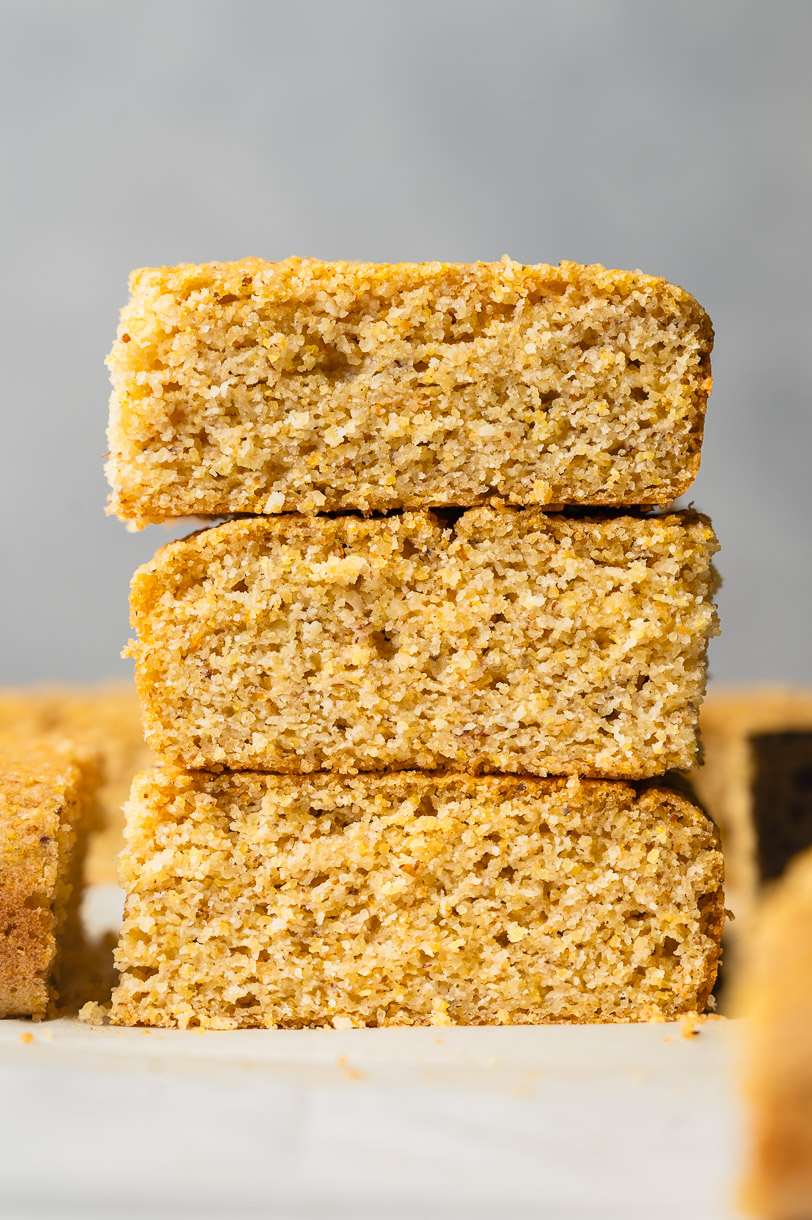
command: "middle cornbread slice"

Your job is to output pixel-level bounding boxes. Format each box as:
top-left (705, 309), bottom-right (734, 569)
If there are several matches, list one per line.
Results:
top-left (129, 506), bottom-right (719, 778)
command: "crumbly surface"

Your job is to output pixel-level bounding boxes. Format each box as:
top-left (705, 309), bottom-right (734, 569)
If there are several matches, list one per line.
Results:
top-left (0, 738), bottom-right (99, 1018)
top-left (738, 849), bottom-right (812, 1218)
top-left (129, 507), bottom-right (719, 778)
top-left (692, 687), bottom-right (812, 937)
top-left (0, 683), bottom-right (153, 884)
top-left (109, 770), bottom-right (724, 1029)
top-left (106, 257), bottom-right (713, 525)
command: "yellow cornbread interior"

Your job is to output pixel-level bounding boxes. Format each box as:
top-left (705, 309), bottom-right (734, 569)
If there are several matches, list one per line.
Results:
top-left (129, 508), bottom-right (719, 778)
top-left (106, 258), bottom-right (712, 524)
top-left (110, 771), bottom-right (724, 1029)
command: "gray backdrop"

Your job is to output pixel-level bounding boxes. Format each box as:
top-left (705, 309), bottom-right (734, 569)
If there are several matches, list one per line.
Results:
top-left (1, 0), bottom-right (810, 686)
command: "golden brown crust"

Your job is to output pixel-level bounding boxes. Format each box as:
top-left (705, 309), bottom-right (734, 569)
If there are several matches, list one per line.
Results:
top-left (107, 257), bottom-right (713, 524)
top-left (124, 256), bottom-right (710, 310)
top-left (132, 504), bottom-right (715, 584)
top-left (119, 764), bottom-right (720, 814)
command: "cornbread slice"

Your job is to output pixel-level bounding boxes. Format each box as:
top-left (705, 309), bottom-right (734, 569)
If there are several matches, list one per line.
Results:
top-left (109, 770), bottom-right (724, 1029)
top-left (0, 683), bottom-right (153, 885)
top-left (0, 739), bottom-right (99, 1018)
top-left (692, 687), bottom-right (812, 938)
top-left (106, 257), bottom-right (713, 524)
top-left (738, 849), bottom-right (812, 1218)
top-left (129, 507), bottom-right (719, 778)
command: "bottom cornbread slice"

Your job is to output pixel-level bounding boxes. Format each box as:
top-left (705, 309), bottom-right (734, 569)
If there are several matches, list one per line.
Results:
top-left (0, 738), bottom-right (100, 1018)
top-left (110, 770), bottom-right (724, 1028)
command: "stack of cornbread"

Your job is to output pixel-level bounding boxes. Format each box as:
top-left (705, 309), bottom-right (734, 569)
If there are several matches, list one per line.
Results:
top-left (100, 258), bottom-right (724, 1029)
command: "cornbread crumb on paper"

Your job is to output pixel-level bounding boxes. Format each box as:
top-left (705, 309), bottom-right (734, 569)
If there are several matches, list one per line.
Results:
top-left (109, 770), bottom-right (724, 1029)
top-left (78, 1001), bottom-right (108, 1026)
top-left (680, 1012), bottom-right (702, 1038)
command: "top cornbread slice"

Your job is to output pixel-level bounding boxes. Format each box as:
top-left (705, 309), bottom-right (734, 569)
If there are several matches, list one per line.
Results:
top-left (106, 258), bottom-right (712, 524)
top-left (128, 507), bottom-right (719, 777)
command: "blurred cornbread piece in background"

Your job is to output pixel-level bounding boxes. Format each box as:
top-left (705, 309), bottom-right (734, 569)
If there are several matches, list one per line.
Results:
top-left (106, 257), bottom-right (713, 525)
top-left (109, 770), bottom-right (724, 1029)
top-left (738, 849), bottom-right (812, 1219)
top-left (692, 687), bottom-right (812, 938)
top-left (128, 508), bottom-right (719, 777)
top-left (0, 683), bottom-right (152, 885)
top-left (0, 738), bottom-right (99, 1018)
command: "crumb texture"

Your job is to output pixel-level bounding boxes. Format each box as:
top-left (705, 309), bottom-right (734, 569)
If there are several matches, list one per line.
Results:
top-left (0, 739), bottom-right (99, 1018)
top-left (130, 508), bottom-right (719, 778)
top-left (739, 849), bottom-right (812, 1218)
top-left (106, 258), bottom-right (712, 523)
top-left (0, 683), bottom-right (152, 885)
top-left (110, 770), bottom-right (724, 1029)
